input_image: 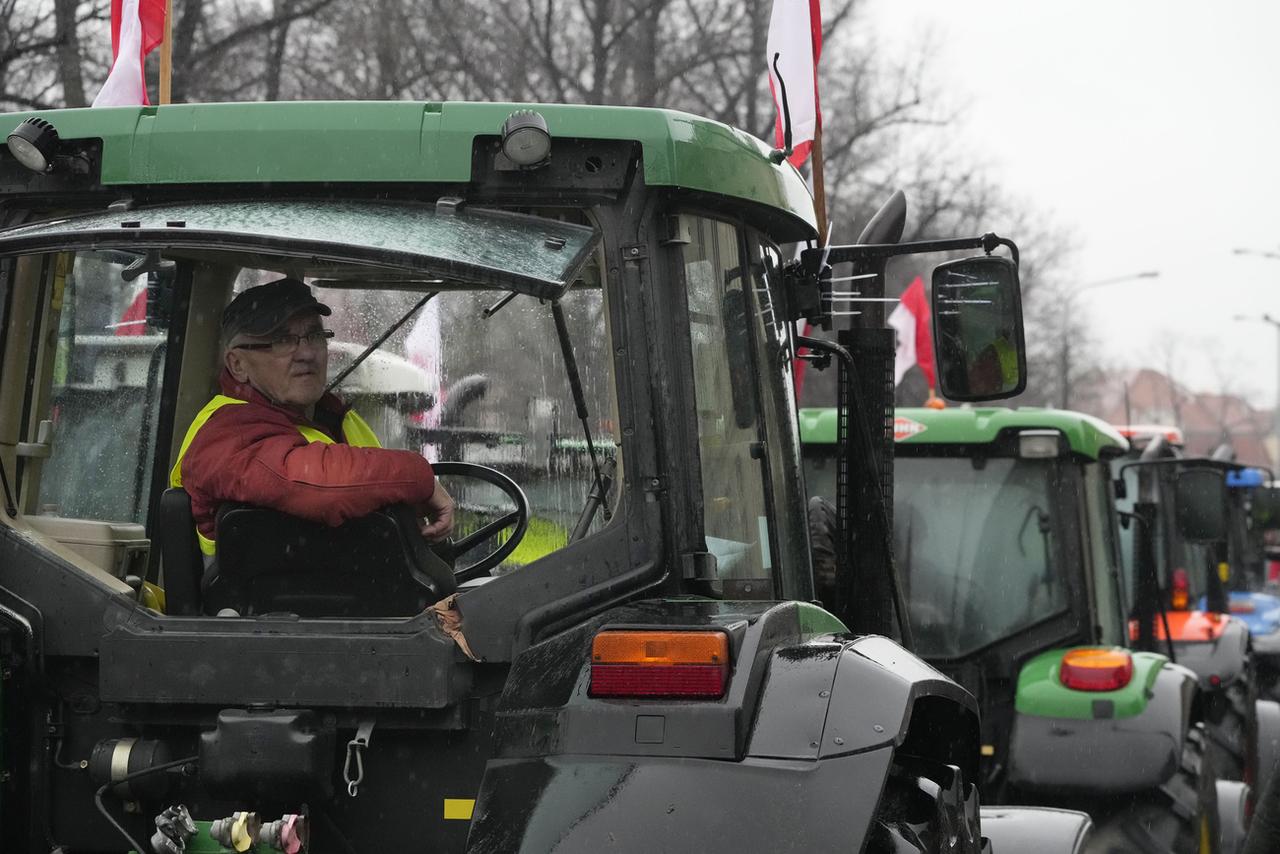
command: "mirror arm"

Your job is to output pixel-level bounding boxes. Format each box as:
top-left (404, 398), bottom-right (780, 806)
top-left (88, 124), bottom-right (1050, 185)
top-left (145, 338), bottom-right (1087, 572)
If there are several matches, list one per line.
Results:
top-left (805, 232), bottom-right (1020, 269)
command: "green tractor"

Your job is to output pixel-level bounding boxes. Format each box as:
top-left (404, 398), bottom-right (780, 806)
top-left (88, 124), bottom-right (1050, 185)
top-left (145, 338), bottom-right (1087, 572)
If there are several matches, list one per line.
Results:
top-left (0, 102), bottom-right (1089, 852)
top-left (803, 405), bottom-right (1238, 851)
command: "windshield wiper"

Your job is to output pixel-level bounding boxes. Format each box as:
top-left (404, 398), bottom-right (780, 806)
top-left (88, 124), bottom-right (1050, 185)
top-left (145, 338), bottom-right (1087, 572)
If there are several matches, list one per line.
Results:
top-left (325, 291), bottom-right (438, 395)
top-left (550, 299), bottom-right (611, 526)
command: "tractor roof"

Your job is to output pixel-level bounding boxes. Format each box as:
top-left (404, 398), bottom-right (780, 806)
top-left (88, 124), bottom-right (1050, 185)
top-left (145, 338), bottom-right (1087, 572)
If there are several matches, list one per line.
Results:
top-left (0, 101), bottom-right (816, 237)
top-left (799, 406), bottom-right (1129, 460)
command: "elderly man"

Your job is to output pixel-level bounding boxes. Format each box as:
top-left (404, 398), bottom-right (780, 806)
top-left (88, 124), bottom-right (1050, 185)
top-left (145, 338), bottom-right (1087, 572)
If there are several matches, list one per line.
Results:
top-left (170, 277), bottom-right (453, 560)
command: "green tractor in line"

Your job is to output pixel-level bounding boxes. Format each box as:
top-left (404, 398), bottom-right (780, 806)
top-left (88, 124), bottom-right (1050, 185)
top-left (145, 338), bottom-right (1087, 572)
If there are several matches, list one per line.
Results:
top-left (803, 405), bottom-right (1239, 852)
top-left (0, 101), bottom-right (1091, 851)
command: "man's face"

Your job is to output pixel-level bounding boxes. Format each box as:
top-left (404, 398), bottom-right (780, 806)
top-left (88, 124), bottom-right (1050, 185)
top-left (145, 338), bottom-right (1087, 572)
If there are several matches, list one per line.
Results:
top-left (224, 311), bottom-right (329, 409)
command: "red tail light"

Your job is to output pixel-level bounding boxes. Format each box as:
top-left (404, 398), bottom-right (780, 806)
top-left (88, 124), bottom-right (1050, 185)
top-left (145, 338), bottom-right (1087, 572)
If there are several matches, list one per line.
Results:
top-left (589, 630), bottom-right (730, 699)
top-left (1171, 568), bottom-right (1190, 610)
top-left (1269, 561), bottom-right (1280, 585)
top-left (1060, 647), bottom-right (1134, 692)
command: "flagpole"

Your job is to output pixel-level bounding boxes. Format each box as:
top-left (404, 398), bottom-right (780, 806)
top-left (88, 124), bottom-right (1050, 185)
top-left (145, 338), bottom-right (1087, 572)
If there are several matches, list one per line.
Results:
top-left (159, 0), bottom-right (173, 104)
top-left (810, 122), bottom-right (829, 245)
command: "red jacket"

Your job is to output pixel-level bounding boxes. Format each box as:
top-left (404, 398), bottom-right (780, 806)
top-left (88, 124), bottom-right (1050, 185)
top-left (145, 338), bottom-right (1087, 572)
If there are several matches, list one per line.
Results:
top-left (175, 369), bottom-right (436, 545)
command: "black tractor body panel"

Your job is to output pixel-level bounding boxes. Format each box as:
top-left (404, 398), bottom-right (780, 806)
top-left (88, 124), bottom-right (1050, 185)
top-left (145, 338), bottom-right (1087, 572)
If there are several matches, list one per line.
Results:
top-left (468, 750), bottom-right (893, 854)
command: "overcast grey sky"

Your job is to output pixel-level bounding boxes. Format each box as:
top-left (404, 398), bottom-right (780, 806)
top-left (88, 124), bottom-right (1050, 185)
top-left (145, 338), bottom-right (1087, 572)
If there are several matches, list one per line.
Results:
top-left (865, 0), bottom-right (1280, 409)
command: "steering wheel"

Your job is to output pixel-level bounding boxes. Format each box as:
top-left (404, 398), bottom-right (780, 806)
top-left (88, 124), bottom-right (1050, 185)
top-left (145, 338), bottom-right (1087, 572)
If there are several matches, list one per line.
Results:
top-left (429, 462), bottom-right (530, 582)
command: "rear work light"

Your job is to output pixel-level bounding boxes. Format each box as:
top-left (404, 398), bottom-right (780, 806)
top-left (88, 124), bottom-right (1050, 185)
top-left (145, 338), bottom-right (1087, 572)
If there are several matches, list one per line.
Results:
top-left (1059, 647), bottom-right (1134, 692)
top-left (1171, 568), bottom-right (1190, 610)
top-left (589, 630), bottom-right (730, 699)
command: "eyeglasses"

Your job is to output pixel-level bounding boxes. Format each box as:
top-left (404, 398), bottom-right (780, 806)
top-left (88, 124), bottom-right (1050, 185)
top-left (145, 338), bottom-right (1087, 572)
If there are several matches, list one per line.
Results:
top-left (234, 329), bottom-right (334, 355)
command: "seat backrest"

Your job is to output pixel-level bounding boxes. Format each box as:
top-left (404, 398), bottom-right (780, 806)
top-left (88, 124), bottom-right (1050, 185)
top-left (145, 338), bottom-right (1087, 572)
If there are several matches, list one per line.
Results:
top-left (204, 504), bottom-right (456, 618)
top-left (158, 488), bottom-right (205, 616)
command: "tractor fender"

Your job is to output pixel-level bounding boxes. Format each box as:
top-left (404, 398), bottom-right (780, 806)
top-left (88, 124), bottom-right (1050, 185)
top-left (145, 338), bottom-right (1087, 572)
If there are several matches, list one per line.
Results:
top-left (1256, 699), bottom-right (1280, 797)
top-left (810, 636), bottom-right (980, 773)
top-left (472, 613), bottom-right (986, 852)
top-left (978, 806), bottom-right (1092, 854)
top-left (467, 749), bottom-right (896, 853)
top-left (1173, 616), bottom-right (1252, 689)
top-left (1008, 661), bottom-right (1197, 795)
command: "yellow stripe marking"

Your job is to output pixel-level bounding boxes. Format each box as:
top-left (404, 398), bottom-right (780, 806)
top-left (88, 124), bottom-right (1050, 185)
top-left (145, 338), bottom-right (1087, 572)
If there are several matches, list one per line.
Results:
top-left (443, 798), bottom-right (475, 820)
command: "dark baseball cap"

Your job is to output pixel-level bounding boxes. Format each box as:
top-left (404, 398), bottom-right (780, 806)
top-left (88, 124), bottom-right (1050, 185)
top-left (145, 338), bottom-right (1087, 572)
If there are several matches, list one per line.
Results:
top-left (221, 278), bottom-right (331, 341)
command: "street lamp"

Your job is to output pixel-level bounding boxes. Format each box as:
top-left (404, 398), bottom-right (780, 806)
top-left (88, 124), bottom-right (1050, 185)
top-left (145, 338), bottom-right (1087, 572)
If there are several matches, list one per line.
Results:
top-left (1057, 271), bottom-right (1162, 409)
top-left (1079, 270), bottom-right (1161, 291)
top-left (1234, 248), bottom-right (1280, 261)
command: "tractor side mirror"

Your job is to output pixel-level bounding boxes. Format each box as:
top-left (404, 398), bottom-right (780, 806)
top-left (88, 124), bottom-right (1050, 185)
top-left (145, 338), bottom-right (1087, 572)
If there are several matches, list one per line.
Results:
top-left (931, 255), bottom-right (1027, 401)
top-left (1175, 467), bottom-right (1228, 542)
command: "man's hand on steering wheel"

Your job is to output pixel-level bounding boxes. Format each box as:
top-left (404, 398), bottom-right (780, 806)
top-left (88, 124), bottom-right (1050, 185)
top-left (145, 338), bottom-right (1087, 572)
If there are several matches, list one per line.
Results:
top-left (420, 483), bottom-right (456, 542)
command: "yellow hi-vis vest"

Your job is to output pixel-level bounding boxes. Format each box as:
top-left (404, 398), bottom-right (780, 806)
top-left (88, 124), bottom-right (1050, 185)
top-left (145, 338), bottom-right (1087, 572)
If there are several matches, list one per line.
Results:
top-left (169, 394), bottom-right (381, 556)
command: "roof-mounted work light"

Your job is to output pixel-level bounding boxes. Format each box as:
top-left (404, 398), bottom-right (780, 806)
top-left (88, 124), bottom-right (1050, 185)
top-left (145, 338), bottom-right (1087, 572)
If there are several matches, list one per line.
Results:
top-left (500, 110), bottom-right (552, 169)
top-left (7, 117), bottom-right (60, 173)
top-left (1018, 429), bottom-right (1062, 459)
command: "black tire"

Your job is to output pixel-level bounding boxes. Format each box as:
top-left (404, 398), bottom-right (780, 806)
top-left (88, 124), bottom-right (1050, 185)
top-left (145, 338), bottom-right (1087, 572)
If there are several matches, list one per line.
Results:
top-left (865, 760), bottom-right (986, 853)
top-left (1085, 724), bottom-right (1220, 854)
top-left (1204, 681), bottom-right (1256, 784)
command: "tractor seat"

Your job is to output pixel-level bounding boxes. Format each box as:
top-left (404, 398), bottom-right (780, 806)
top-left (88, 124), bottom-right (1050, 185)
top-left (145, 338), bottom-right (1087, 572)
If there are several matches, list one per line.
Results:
top-left (157, 488), bottom-right (456, 618)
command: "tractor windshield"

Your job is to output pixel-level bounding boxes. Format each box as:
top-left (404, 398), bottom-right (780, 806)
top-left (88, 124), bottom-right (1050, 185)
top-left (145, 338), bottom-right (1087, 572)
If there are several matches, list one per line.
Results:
top-left (19, 206), bottom-right (619, 586)
top-left (894, 456), bottom-right (1069, 658)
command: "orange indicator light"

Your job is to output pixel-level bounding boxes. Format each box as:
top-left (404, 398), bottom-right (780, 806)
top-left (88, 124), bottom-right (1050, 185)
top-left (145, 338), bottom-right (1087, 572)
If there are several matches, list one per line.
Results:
top-left (1060, 647), bottom-right (1134, 692)
top-left (590, 630), bottom-right (730, 698)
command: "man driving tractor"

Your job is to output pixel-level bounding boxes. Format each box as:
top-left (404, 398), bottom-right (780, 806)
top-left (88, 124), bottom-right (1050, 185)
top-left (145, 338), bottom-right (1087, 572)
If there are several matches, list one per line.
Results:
top-left (169, 277), bottom-right (455, 561)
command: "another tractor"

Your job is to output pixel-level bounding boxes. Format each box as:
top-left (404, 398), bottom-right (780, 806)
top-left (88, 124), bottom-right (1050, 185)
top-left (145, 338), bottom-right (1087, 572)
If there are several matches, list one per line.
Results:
top-left (1112, 427), bottom-right (1280, 806)
top-left (804, 406), bottom-right (1239, 851)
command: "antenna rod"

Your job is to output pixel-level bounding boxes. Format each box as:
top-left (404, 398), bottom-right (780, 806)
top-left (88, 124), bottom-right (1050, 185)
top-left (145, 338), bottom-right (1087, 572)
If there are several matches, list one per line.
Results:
top-left (772, 52), bottom-right (794, 154)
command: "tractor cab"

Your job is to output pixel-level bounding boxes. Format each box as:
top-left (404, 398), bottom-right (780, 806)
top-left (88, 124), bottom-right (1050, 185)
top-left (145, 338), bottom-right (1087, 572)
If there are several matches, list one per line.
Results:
top-left (5, 200), bottom-right (620, 619)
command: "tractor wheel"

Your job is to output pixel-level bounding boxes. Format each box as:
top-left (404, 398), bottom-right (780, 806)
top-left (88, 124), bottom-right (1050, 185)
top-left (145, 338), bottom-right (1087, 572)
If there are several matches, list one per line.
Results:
top-left (1084, 724), bottom-right (1220, 854)
top-left (864, 759), bottom-right (986, 853)
top-left (1204, 681), bottom-right (1255, 784)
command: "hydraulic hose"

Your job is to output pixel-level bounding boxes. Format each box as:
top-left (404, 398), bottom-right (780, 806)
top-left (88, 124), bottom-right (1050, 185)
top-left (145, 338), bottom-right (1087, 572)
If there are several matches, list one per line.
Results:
top-left (94, 755), bottom-right (197, 854)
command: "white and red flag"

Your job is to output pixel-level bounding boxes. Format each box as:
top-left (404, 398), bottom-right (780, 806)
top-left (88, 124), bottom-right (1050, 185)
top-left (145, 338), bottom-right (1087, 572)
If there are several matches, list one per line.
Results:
top-left (93, 0), bottom-right (166, 107)
top-left (887, 276), bottom-right (936, 389)
top-left (766, 0), bottom-right (822, 168)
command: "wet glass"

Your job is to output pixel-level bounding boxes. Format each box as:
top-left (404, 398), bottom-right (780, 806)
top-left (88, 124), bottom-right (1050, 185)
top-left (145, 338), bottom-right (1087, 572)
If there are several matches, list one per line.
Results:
top-left (26, 228), bottom-right (619, 577)
top-left (894, 456), bottom-right (1069, 658)
top-left (1083, 461), bottom-right (1126, 644)
top-left (228, 273), bottom-right (621, 574)
top-left (0, 201), bottom-right (600, 300)
top-left (683, 216), bottom-right (775, 598)
top-left (36, 251), bottom-right (170, 523)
